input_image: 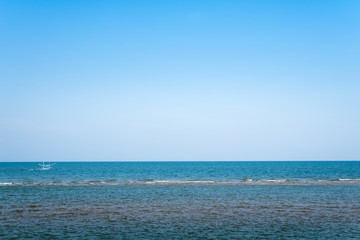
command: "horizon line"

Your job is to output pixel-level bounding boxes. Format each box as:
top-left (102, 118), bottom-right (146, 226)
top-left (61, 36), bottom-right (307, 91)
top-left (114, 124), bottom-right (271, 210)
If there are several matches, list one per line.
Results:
top-left (1, 160), bottom-right (359, 163)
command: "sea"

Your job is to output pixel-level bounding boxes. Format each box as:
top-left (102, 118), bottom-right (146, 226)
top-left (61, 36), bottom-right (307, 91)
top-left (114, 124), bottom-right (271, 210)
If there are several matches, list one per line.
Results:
top-left (0, 161), bottom-right (359, 239)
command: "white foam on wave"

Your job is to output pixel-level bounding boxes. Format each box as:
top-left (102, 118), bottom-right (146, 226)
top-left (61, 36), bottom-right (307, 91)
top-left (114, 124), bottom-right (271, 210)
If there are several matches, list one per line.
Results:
top-left (262, 179), bottom-right (287, 183)
top-left (0, 182), bottom-right (14, 185)
top-left (339, 179), bottom-right (360, 181)
top-left (144, 180), bottom-right (216, 185)
top-left (3, 178), bottom-right (360, 187)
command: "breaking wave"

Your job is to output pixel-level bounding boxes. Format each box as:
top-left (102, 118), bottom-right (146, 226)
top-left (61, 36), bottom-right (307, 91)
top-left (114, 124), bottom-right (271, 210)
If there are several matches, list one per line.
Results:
top-left (1, 179), bottom-right (360, 187)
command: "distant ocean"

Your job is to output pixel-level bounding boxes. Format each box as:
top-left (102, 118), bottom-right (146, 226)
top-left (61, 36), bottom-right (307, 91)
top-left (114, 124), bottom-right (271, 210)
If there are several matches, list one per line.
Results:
top-left (1, 161), bottom-right (359, 239)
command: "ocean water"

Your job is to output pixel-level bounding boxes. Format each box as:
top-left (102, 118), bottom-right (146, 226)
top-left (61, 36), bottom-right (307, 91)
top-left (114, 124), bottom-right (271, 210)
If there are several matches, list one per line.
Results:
top-left (1, 161), bottom-right (359, 239)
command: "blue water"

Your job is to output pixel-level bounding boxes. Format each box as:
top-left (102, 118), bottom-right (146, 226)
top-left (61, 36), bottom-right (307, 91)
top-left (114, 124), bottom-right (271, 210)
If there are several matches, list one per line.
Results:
top-left (1, 161), bottom-right (360, 239)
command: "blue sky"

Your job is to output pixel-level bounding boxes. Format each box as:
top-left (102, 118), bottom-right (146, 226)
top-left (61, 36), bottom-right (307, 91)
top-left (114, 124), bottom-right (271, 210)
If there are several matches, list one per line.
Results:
top-left (1, 0), bottom-right (359, 161)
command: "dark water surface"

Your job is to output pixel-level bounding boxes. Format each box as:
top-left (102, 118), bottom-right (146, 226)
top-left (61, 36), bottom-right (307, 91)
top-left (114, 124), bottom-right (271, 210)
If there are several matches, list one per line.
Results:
top-left (1, 162), bottom-right (360, 239)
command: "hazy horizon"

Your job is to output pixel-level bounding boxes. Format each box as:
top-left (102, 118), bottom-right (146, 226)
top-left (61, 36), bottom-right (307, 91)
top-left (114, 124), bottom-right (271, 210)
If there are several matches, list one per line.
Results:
top-left (1, 0), bottom-right (359, 161)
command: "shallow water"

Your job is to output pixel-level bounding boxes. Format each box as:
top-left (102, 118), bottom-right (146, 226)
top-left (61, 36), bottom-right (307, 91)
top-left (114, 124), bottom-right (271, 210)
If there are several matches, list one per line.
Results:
top-left (1, 162), bottom-right (360, 239)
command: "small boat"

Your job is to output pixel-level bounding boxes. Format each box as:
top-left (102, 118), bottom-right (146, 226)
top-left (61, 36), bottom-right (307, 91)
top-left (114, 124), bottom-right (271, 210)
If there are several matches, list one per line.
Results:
top-left (38, 162), bottom-right (55, 170)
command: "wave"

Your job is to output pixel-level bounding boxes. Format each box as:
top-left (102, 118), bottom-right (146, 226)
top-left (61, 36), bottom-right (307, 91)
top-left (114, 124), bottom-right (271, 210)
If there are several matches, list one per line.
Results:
top-left (143, 180), bottom-right (215, 185)
top-left (338, 179), bottom-right (360, 181)
top-left (262, 179), bottom-right (287, 183)
top-left (1, 179), bottom-right (360, 187)
top-left (0, 182), bottom-right (15, 185)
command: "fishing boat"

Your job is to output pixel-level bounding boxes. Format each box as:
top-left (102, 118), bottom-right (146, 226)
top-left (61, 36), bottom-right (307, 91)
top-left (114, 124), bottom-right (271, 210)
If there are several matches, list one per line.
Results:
top-left (38, 162), bottom-right (55, 170)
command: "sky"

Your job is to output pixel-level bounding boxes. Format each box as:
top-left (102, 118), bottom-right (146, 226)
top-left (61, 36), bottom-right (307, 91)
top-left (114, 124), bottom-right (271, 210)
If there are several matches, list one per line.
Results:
top-left (0, 0), bottom-right (359, 161)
